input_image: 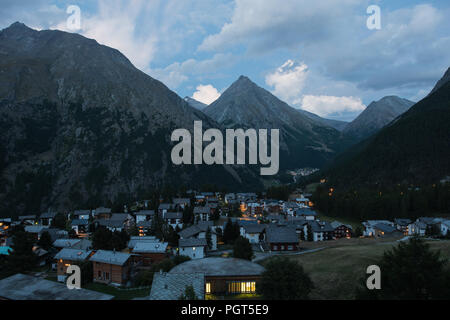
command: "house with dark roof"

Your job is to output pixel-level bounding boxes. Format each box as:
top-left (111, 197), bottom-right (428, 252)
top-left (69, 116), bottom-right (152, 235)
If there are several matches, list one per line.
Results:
top-left (307, 221), bottom-right (335, 241)
top-left (173, 198), bottom-right (190, 210)
top-left (71, 219), bottom-right (90, 236)
top-left (0, 274), bottom-right (113, 300)
top-left (135, 210), bottom-right (155, 224)
top-left (373, 223), bottom-right (403, 238)
top-left (90, 250), bottom-right (133, 286)
top-left (394, 218), bottom-right (412, 235)
top-left (265, 224), bottom-right (299, 251)
top-left (179, 238), bottom-right (208, 259)
top-left (193, 206), bottom-right (211, 222)
top-left (295, 208), bottom-right (317, 220)
top-left (18, 215), bottom-right (37, 225)
top-left (131, 241), bottom-right (168, 265)
top-left (39, 212), bottom-right (57, 226)
top-left (330, 221), bottom-right (353, 239)
top-left (170, 257), bottom-right (264, 296)
top-left (73, 209), bottom-right (91, 220)
top-left (178, 221), bottom-right (217, 250)
top-left (149, 272), bottom-right (205, 300)
top-left (240, 223), bottom-right (266, 243)
top-left (54, 248), bottom-right (93, 282)
top-left (163, 211), bottom-right (183, 229)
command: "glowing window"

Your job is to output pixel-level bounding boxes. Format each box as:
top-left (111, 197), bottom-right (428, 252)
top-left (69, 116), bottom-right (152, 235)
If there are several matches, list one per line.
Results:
top-left (206, 282), bottom-right (211, 294)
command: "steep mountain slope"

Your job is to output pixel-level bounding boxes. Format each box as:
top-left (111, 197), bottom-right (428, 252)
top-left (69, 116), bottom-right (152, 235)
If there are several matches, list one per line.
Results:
top-left (322, 69), bottom-right (450, 187)
top-left (297, 109), bottom-right (348, 131)
top-left (0, 22), bottom-right (261, 216)
top-left (184, 96), bottom-right (207, 111)
top-left (343, 96), bottom-right (414, 141)
top-left (204, 76), bottom-right (350, 169)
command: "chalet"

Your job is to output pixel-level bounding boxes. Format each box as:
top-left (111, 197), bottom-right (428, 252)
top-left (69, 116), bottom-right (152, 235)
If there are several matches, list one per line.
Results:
top-left (308, 221), bottom-right (335, 241)
top-left (158, 203), bottom-right (176, 215)
top-left (240, 223), bottom-right (266, 243)
top-left (194, 206), bottom-right (210, 222)
top-left (295, 208), bottom-right (317, 220)
top-left (71, 219), bottom-right (89, 236)
top-left (179, 238), bottom-right (208, 259)
top-left (127, 236), bottom-right (159, 250)
top-left (362, 220), bottom-right (394, 237)
top-left (39, 212), bottom-right (56, 226)
top-left (97, 213), bottom-right (134, 232)
top-left (0, 274), bottom-right (113, 300)
top-left (178, 221), bottom-right (217, 250)
top-left (330, 221), bottom-right (353, 239)
top-left (408, 217), bottom-right (437, 236)
top-left (135, 210), bottom-right (155, 223)
top-left (132, 241), bottom-right (168, 265)
top-left (264, 200), bottom-right (281, 213)
top-left (373, 223), bottom-right (403, 238)
top-left (137, 220), bottom-right (152, 236)
top-left (283, 202), bottom-right (299, 216)
top-left (90, 250), bottom-right (133, 286)
top-left (149, 272), bottom-right (205, 300)
top-left (94, 207), bottom-right (112, 220)
top-left (247, 202), bottom-right (263, 216)
top-left (24, 225), bottom-right (49, 241)
top-left (33, 246), bottom-right (49, 267)
top-left (54, 248), bottom-right (93, 282)
top-left (265, 224), bottom-right (298, 251)
top-left (163, 211), bottom-right (183, 229)
top-left (73, 210), bottom-right (91, 220)
top-left (295, 196), bottom-right (311, 207)
top-left (266, 214), bottom-right (284, 224)
top-left (170, 257), bottom-right (264, 295)
top-left (439, 220), bottom-right (450, 237)
top-left (394, 218), bottom-right (412, 235)
top-left (18, 215), bottom-right (37, 225)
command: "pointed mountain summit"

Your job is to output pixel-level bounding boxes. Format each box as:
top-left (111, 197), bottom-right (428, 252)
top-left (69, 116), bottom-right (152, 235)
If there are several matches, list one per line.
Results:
top-left (204, 76), bottom-right (349, 169)
top-left (323, 68), bottom-right (450, 187)
top-left (343, 96), bottom-right (414, 141)
top-left (0, 23), bottom-right (260, 215)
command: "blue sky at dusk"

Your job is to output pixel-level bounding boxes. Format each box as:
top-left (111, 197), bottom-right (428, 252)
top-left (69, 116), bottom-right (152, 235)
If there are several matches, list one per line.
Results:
top-left (1, 0), bottom-right (449, 121)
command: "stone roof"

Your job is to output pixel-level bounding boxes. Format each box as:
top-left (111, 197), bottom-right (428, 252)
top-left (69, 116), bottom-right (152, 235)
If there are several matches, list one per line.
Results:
top-left (178, 221), bottom-right (214, 238)
top-left (149, 272), bottom-right (204, 300)
top-left (242, 224), bottom-right (266, 234)
top-left (374, 223), bottom-right (397, 233)
top-left (0, 274), bottom-right (113, 300)
top-left (193, 206), bottom-right (210, 214)
top-left (40, 212), bottom-right (57, 219)
top-left (265, 225), bottom-right (298, 244)
top-left (52, 239), bottom-right (81, 248)
top-left (164, 212), bottom-right (183, 220)
top-left (71, 219), bottom-right (89, 226)
top-left (24, 226), bottom-right (48, 233)
top-left (170, 257), bottom-right (265, 277)
top-left (95, 207), bottom-right (111, 215)
top-left (89, 250), bottom-right (131, 266)
top-left (179, 238), bottom-right (208, 247)
top-left (132, 241), bottom-right (168, 253)
top-left (127, 236), bottom-right (159, 249)
top-left (54, 248), bottom-right (92, 261)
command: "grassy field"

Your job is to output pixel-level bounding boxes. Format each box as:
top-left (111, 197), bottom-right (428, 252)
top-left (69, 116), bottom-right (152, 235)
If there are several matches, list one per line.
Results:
top-left (83, 283), bottom-right (150, 300)
top-left (262, 239), bottom-right (450, 300)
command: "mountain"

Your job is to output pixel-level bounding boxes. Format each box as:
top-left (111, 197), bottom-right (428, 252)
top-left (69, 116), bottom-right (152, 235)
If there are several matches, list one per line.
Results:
top-left (184, 96), bottom-right (207, 111)
top-left (0, 22), bottom-right (261, 216)
top-left (203, 76), bottom-right (350, 170)
top-left (322, 69), bottom-right (450, 187)
top-left (297, 109), bottom-right (348, 131)
top-left (343, 96), bottom-right (414, 141)
top-left (429, 67), bottom-right (450, 95)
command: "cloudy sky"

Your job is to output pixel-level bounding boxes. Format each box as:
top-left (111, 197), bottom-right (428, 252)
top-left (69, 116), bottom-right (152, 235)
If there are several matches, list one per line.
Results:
top-left (1, 0), bottom-right (449, 121)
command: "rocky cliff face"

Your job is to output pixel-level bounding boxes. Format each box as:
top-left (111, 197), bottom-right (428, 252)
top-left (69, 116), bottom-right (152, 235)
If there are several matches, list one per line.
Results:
top-left (0, 23), bottom-right (261, 216)
top-left (204, 76), bottom-right (349, 170)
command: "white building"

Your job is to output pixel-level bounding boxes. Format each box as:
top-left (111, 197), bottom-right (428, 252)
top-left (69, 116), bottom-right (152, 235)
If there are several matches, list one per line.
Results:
top-left (179, 238), bottom-right (207, 259)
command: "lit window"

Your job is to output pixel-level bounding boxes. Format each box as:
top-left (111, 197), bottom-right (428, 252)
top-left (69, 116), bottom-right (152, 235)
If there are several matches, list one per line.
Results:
top-left (206, 282), bottom-right (211, 294)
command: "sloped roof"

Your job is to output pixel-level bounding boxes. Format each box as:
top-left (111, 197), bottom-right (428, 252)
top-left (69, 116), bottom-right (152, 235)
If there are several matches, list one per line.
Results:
top-left (89, 250), bottom-right (131, 266)
top-left (132, 241), bottom-right (168, 253)
top-left (179, 238), bottom-right (207, 247)
top-left (0, 274), bottom-right (113, 300)
top-left (170, 257), bottom-right (264, 277)
top-left (54, 248), bottom-right (92, 261)
top-left (165, 212), bottom-right (183, 220)
top-left (374, 223), bottom-right (397, 233)
top-left (266, 225), bottom-right (298, 243)
top-left (52, 239), bottom-right (81, 248)
top-left (136, 210), bottom-right (155, 216)
top-left (149, 272), bottom-right (204, 300)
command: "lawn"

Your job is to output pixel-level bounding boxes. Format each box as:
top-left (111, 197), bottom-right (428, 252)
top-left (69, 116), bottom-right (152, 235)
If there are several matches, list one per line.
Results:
top-left (83, 283), bottom-right (150, 300)
top-left (262, 239), bottom-right (450, 300)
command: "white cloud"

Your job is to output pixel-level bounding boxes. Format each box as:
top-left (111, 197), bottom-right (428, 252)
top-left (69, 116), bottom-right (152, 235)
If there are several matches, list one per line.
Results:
top-left (150, 53), bottom-right (235, 89)
top-left (265, 60), bottom-right (308, 105)
top-left (300, 95), bottom-right (366, 118)
top-left (192, 84), bottom-right (221, 105)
